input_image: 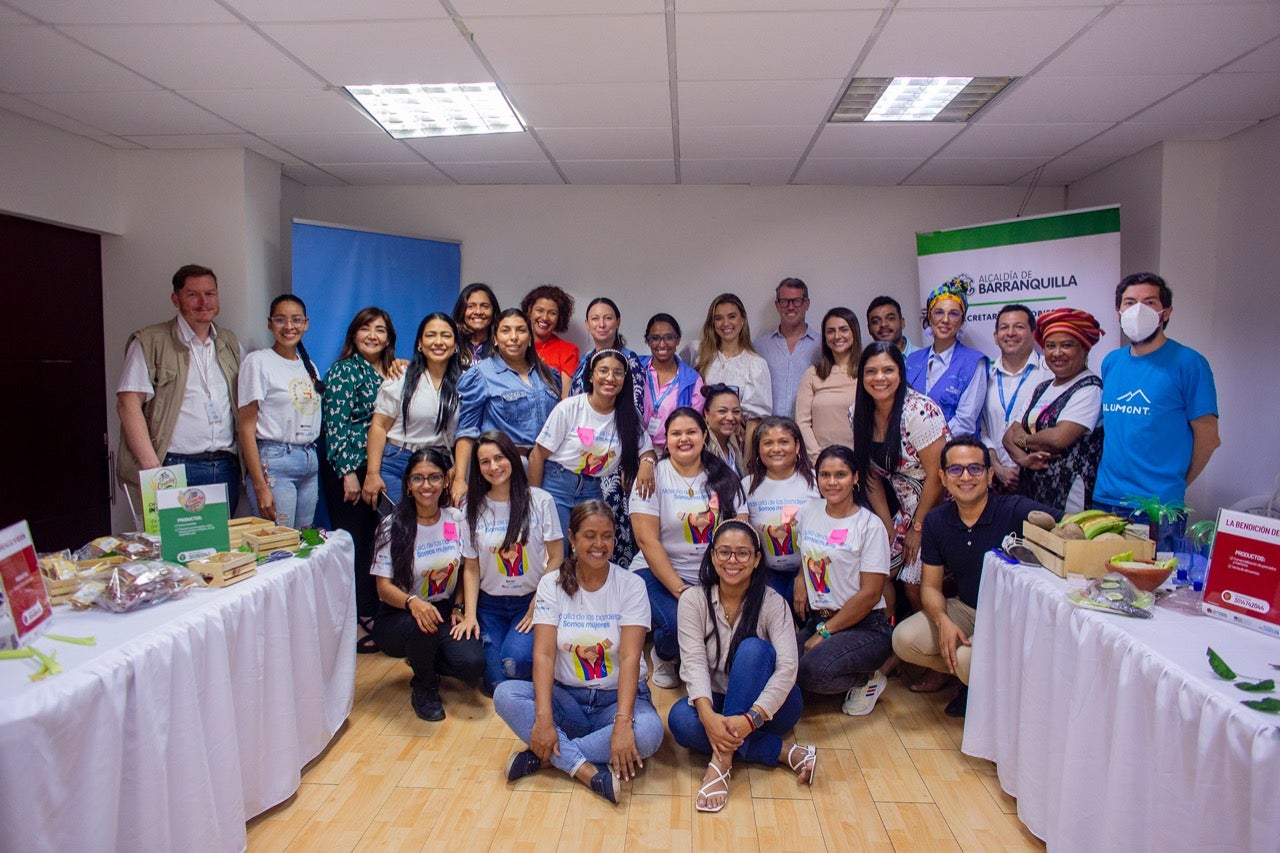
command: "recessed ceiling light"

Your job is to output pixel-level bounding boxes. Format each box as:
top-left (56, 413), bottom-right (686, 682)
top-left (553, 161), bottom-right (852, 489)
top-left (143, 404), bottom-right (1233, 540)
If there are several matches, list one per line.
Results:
top-left (344, 83), bottom-right (524, 138)
top-left (829, 77), bottom-right (1015, 123)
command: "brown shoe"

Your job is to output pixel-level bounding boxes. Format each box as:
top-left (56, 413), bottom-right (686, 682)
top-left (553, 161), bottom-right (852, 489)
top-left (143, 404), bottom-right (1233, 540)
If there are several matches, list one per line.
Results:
top-left (908, 669), bottom-right (953, 693)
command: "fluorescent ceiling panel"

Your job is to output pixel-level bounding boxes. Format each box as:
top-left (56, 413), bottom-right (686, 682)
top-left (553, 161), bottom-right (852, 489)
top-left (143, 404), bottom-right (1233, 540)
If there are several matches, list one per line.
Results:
top-left (345, 83), bottom-right (524, 138)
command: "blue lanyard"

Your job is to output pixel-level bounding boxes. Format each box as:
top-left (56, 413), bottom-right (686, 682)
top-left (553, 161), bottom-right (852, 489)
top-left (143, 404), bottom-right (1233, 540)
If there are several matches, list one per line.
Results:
top-left (646, 365), bottom-right (678, 412)
top-left (997, 363), bottom-right (1034, 422)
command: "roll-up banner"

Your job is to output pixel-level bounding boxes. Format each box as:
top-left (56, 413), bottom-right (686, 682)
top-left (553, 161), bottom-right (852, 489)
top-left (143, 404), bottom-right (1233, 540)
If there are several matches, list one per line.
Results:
top-left (915, 206), bottom-right (1121, 361)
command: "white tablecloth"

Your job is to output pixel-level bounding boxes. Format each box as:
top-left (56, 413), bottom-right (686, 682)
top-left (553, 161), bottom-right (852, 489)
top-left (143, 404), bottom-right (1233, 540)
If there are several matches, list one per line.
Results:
top-left (0, 532), bottom-right (356, 853)
top-left (962, 553), bottom-right (1280, 853)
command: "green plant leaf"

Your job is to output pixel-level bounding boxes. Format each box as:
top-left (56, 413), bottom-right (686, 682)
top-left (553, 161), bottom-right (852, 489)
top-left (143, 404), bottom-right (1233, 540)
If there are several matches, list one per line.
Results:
top-left (300, 528), bottom-right (324, 546)
top-left (1235, 679), bottom-right (1276, 692)
top-left (44, 633), bottom-right (97, 646)
top-left (1241, 698), bottom-right (1280, 714)
top-left (1207, 647), bottom-right (1237, 679)
top-left (0, 648), bottom-right (35, 660)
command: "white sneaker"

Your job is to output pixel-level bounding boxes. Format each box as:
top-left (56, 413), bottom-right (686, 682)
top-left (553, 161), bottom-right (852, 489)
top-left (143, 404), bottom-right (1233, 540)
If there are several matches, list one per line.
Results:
top-left (651, 652), bottom-right (681, 689)
top-left (842, 670), bottom-right (887, 717)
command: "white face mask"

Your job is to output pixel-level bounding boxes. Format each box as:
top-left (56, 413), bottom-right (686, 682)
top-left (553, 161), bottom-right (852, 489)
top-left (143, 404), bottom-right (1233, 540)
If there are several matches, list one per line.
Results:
top-left (1120, 302), bottom-right (1161, 342)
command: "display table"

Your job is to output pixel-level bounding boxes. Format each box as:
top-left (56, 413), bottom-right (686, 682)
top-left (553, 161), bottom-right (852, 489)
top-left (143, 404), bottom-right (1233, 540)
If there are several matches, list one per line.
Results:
top-left (0, 532), bottom-right (356, 853)
top-left (962, 553), bottom-right (1280, 852)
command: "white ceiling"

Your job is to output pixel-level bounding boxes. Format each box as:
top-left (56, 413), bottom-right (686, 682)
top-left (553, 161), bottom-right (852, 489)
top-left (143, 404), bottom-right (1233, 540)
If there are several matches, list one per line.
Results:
top-left (1, 0), bottom-right (1276, 188)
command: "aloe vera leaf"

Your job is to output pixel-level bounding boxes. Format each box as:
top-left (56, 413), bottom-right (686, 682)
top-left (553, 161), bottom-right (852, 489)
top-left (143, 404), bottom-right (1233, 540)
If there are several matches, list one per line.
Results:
top-left (1235, 679), bottom-right (1276, 692)
top-left (1207, 647), bottom-right (1237, 679)
top-left (1242, 698), bottom-right (1280, 713)
top-left (44, 633), bottom-right (97, 646)
top-left (0, 648), bottom-right (35, 660)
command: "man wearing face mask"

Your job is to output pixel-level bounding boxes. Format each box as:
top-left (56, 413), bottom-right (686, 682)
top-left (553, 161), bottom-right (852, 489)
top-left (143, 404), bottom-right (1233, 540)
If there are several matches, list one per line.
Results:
top-left (1092, 273), bottom-right (1219, 549)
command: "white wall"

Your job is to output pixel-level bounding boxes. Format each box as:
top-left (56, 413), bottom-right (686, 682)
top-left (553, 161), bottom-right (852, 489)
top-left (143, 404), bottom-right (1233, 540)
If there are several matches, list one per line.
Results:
top-left (0, 111), bottom-right (120, 235)
top-left (1069, 143), bottom-right (1163, 276)
top-left (299, 184), bottom-right (1066, 355)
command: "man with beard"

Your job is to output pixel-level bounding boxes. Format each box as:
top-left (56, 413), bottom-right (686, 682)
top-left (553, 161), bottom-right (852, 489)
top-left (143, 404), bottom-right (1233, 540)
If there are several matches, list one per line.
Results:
top-left (865, 296), bottom-right (919, 356)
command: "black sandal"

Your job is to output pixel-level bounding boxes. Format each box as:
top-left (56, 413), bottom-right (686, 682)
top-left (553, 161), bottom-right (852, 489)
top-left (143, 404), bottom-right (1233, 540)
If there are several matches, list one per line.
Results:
top-left (356, 618), bottom-right (380, 654)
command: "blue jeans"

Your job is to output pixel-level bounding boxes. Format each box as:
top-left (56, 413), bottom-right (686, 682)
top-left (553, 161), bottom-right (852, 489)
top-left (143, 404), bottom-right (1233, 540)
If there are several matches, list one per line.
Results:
top-left (163, 451), bottom-right (240, 516)
top-left (493, 680), bottom-right (665, 777)
top-left (796, 610), bottom-right (892, 695)
top-left (767, 569), bottom-right (799, 603)
top-left (477, 591), bottom-right (536, 692)
top-left (379, 443), bottom-right (414, 506)
top-left (1090, 499), bottom-right (1186, 552)
top-left (540, 460), bottom-right (603, 538)
top-left (667, 638), bottom-right (803, 766)
top-left (634, 568), bottom-right (680, 662)
top-left (246, 440), bottom-right (319, 528)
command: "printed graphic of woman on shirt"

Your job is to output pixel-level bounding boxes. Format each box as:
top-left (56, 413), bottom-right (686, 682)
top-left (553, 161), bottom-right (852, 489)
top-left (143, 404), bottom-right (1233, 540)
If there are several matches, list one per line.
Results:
top-left (566, 637), bottom-right (613, 682)
top-left (804, 553), bottom-right (831, 595)
top-left (424, 557), bottom-right (458, 598)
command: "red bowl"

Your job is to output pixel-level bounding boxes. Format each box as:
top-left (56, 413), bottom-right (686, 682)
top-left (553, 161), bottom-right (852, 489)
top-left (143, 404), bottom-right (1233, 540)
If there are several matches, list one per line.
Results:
top-left (1107, 560), bottom-right (1173, 592)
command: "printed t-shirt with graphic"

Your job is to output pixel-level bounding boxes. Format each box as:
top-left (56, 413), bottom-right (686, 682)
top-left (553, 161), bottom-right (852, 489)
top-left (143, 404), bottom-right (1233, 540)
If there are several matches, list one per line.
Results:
top-left (373, 372), bottom-right (458, 449)
top-left (795, 499), bottom-right (890, 611)
top-left (534, 563), bottom-right (650, 690)
top-left (1095, 339), bottom-right (1217, 505)
top-left (238, 348), bottom-right (321, 445)
top-left (744, 472), bottom-right (820, 573)
top-left (535, 393), bottom-right (653, 478)
top-left (461, 488), bottom-right (563, 596)
top-left (370, 507), bottom-right (465, 602)
top-left (628, 460), bottom-right (744, 584)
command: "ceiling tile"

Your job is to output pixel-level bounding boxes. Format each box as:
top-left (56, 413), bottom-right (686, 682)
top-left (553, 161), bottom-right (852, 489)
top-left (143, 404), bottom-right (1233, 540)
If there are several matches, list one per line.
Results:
top-left (230, 0), bottom-right (448, 22)
top-left (536, 127), bottom-right (673, 160)
top-left (1023, 155), bottom-right (1117, 187)
top-left (318, 163), bottom-right (456, 185)
top-left (183, 89), bottom-right (378, 134)
top-left (793, 158), bottom-right (919, 186)
top-left (404, 131), bottom-right (547, 163)
top-left (0, 8), bottom-right (34, 23)
top-left (451, 0), bottom-right (662, 14)
top-left (1132, 72), bottom-right (1280, 124)
top-left (123, 132), bottom-right (262, 149)
top-left (62, 23), bottom-right (319, 90)
top-left (943, 122), bottom-right (1112, 158)
top-left (678, 0), bottom-right (881, 10)
top-left (505, 82), bottom-right (672, 128)
top-left (0, 25), bottom-right (159, 93)
top-left (679, 159), bottom-right (796, 185)
top-left (678, 80), bottom-right (844, 126)
top-left (1223, 36), bottom-right (1280, 72)
top-left (5, 0), bottom-right (236, 24)
top-left (895, 0), bottom-right (1097, 5)
top-left (468, 14), bottom-right (669, 84)
top-left (861, 7), bottom-right (1100, 77)
top-left (676, 11), bottom-right (881, 81)
top-left (679, 125), bottom-right (814, 160)
top-left (979, 74), bottom-right (1197, 123)
top-left (264, 131), bottom-right (425, 163)
top-left (0, 93), bottom-right (112, 136)
top-left (808, 122), bottom-right (962, 158)
top-left (24, 90), bottom-right (241, 135)
top-left (434, 160), bottom-right (565, 184)
top-left (88, 135), bottom-right (146, 149)
top-left (1041, 3), bottom-right (1280, 76)
top-left (281, 162), bottom-right (347, 185)
top-left (905, 157), bottom-right (1047, 186)
top-left (240, 136), bottom-right (306, 165)
top-left (559, 159), bottom-right (675, 184)
top-left (261, 20), bottom-right (487, 85)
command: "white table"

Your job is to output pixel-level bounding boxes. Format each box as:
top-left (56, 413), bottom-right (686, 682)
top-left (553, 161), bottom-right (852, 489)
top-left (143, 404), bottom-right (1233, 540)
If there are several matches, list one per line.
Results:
top-left (0, 532), bottom-right (356, 853)
top-left (962, 553), bottom-right (1280, 852)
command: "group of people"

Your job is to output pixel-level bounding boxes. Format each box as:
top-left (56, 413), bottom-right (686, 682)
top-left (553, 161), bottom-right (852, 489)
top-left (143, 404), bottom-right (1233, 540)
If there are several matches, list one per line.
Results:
top-left (116, 264), bottom-right (1219, 810)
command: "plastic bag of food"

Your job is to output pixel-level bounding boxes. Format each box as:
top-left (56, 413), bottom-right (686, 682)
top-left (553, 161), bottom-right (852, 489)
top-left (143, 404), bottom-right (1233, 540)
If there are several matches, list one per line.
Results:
top-left (38, 549), bottom-right (78, 580)
top-left (73, 560), bottom-right (206, 613)
top-left (1067, 572), bottom-right (1154, 618)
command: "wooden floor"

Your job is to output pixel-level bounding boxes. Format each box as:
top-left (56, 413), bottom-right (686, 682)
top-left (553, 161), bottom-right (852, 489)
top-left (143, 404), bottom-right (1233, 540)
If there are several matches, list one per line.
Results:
top-left (247, 653), bottom-right (1045, 852)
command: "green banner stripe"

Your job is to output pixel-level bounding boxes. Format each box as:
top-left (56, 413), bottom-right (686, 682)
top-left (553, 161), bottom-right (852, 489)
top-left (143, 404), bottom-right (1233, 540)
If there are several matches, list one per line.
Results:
top-left (916, 207), bottom-right (1120, 256)
top-left (968, 295), bottom-right (1066, 308)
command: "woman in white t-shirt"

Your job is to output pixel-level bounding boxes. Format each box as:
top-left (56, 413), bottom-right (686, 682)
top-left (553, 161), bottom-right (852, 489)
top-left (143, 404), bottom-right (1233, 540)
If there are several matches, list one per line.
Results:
top-left (452, 431), bottom-right (564, 695)
top-left (530, 349), bottom-right (657, 545)
top-left (369, 448), bottom-right (485, 722)
top-left (743, 416), bottom-right (820, 601)
top-left (629, 407), bottom-right (745, 690)
top-left (494, 500), bottom-right (664, 804)
top-left (795, 444), bottom-right (894, 718)
top-left (362, 313), bottom-right (463, 507)
top-left (237, 294), bottom-right (324, 527)
top-left (693, 293), bottom-right (772, 443)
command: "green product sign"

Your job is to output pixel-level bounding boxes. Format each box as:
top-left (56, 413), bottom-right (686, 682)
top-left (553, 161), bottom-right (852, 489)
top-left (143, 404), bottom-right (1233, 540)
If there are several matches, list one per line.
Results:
top-left (157, 484), bottom-right (231, 564)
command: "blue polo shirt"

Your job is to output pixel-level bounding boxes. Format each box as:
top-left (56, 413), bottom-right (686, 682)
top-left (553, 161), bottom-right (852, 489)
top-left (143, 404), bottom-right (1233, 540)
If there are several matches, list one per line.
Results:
top-left (456, 355), bottom-right (561, 447)
top-left (753, 326), bottom-right (821, 418)
top-left (921, 492), bottom-right (1059, 608)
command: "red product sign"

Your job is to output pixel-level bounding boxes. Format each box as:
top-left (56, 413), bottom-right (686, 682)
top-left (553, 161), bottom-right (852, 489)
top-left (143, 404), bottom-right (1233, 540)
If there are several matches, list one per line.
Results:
top-left (0, 520), bottom-right (54, 649)
top-left (1201, 509), bottom-right (1280, 639)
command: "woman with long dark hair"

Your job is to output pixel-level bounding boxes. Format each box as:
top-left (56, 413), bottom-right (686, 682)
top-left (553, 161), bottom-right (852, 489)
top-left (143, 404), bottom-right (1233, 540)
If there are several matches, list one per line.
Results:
top-left (669, 520), bottom-right (813, 813)
top-left (369, 448), bottom-right (485, 722)
top-left (494, 501), bottom-right (663, 804)
top-left (452, 431), bottom-right (564, 695)
top-left (795, 306), bottom-right (862, 463)
top-left (743, 416), bottom-right (819, 600)
top-left (451, 282), bottom-right (500, 367)
top-left (640, 313), bottom-right (704, 453)
top-left (362, 312), bottom-right (462, 506)
top-left (629, 407), bottom-right (745, 690)
top-left (453, 308), bottom-right (563, 504)
top-left (238, 294), bottom-right (324, 527)
top-left (530, 349), bottom-right (657, 544)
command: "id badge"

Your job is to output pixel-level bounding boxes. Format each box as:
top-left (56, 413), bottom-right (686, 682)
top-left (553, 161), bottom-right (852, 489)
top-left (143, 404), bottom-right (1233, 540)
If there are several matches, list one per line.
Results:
top-left (204, 401), bottom-right (223, 423)
top-left (646, 417), bottom-right (661, 437)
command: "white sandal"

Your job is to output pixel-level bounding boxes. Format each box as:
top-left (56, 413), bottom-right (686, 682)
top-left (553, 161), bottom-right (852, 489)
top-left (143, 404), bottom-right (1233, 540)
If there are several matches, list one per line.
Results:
top-left (695, 758), bottom-right (732, 813)
top-left (786, 743), bottom-right (818, 785)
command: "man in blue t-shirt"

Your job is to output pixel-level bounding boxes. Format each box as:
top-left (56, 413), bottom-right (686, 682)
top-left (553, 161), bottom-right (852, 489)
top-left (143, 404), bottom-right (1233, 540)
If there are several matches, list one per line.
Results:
top-left (1093, 273), bottom-right (1220, 549)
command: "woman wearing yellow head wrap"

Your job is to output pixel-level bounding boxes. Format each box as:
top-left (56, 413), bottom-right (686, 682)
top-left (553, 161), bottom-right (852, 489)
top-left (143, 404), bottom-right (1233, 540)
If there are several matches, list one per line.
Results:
top-left (1002, 308), bottom-right (1105, 513)
top-left (904, 275), bottom-right (988, 437)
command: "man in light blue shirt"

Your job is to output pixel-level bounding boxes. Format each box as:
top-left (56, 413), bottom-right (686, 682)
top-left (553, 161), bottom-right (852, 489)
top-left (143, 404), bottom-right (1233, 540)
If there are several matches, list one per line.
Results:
top-left (866, 296), bottom-right (920, 357)
top-left (753, 277), bottom-right (821, 418)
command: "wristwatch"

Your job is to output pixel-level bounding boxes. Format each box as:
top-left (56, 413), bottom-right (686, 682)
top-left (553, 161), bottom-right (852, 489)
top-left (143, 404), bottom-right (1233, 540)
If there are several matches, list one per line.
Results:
top-left (815, 621), bottom-right (831, 639)
top-left (745, 708), bottom-right (765, 731)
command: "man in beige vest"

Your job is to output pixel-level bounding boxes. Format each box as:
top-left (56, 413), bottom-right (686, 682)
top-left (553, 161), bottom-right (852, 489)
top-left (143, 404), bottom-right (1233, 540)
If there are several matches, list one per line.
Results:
top-left (116, 264), bottom-right (242, 518)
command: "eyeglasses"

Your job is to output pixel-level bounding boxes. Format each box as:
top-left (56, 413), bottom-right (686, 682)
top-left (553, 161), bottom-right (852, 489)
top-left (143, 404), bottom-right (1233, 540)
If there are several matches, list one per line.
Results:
top-left (646, 333), bottom-right (678, 344)
top-left (776, 297), bottom-right (808, 308)
top-left (593, 366), bottom-right (627, 379)
top-left (943, 463), bottom-right (988, 478)
top-left (270, 314), bottom-right (306, 327)
top-left (409, 473), bottom-right (446, 486)
top-left (713, 547), bottom-right (756, 563)
top-left (930, 308), bottom-right (963, 321)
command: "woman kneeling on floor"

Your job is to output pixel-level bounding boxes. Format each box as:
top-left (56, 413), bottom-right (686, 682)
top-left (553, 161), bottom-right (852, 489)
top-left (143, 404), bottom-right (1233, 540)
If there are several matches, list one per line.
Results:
top-left (669, 519), bottom-right (816, 813)
top-left (494, 501), bottom-right (664, 804)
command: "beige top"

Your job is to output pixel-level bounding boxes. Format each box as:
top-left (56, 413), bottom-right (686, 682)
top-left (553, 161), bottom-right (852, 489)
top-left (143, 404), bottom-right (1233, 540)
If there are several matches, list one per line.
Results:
top-left (794, 365), bottom-right (858, 464)
top-left (676, 584), bottom-right (798, 718)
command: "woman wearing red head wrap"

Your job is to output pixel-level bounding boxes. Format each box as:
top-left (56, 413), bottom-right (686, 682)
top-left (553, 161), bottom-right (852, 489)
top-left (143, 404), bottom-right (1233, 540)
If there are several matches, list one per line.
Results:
top-left (1002, 308), bottom-right (1105, 513)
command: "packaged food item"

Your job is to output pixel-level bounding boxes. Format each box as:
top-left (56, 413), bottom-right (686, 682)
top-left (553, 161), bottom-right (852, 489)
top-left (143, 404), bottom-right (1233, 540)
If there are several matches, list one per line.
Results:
top-left (73, 560), bottom-right (205, 613)
top-left (1067, 572), bottom-right (1155, 618)
top-left (38, 550), bottom-right (78, 580)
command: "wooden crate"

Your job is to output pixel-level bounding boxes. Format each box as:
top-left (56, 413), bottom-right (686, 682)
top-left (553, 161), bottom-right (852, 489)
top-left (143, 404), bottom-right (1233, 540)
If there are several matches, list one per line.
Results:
top-left (1023, 521), bottom-right (1156, 578)
top-left (40, 556), bottom-right (126, 605)
top-left (188, 551), bottom-right (258, 587)
top-left (228, 517), bottom-right (274, 550)
top-left (242, 526), bottom-right (301, 555)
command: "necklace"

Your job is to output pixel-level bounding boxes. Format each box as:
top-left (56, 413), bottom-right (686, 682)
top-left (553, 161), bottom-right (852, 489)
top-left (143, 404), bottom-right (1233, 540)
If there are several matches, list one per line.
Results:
top-left (416, 511), bottom-right (441, 525)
